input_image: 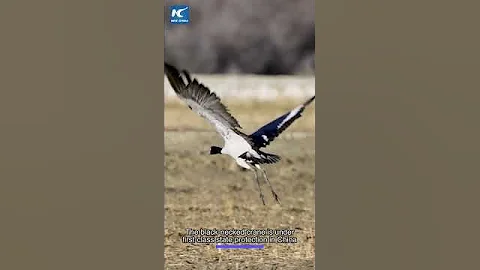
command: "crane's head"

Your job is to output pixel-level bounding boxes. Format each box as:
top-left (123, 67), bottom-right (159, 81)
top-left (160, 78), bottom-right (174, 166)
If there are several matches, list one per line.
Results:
top-left (209, 146), bottom-right (222, 155)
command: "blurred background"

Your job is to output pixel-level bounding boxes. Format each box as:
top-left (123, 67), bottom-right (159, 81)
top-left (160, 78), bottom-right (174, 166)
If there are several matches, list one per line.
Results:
top-left (164, 0), bottom-right (315, 102)
top-left (164, 0), bottom-right (315, 75)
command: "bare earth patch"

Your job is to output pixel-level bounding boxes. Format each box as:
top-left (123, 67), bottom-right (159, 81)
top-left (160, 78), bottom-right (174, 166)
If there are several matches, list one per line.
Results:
top-left (164, 100), bottom-right (315, 269)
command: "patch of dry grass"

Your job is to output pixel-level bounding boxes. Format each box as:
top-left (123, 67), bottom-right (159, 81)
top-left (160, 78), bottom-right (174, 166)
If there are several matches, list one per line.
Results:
top-left (164, 99), bottom-right (315, 269)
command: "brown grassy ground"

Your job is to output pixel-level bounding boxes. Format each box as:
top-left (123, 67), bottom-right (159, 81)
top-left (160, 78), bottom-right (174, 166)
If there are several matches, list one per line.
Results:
top-left (164, 99), bottom-right (315, 269)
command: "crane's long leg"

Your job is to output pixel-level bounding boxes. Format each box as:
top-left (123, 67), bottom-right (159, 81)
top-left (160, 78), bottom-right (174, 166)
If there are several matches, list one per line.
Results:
top-left (256, 164), bottom-right (281, 204)
top-left (252, 167), bottom-right (265, 205)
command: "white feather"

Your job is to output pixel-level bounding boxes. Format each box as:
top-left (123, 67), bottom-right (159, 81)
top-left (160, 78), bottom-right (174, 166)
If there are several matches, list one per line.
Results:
top-left (278, 105), bottom-right (302, 128)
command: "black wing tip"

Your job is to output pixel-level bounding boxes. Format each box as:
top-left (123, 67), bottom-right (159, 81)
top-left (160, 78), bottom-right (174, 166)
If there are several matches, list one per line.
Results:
top-left (181, 70), bottom-right (192, 84)
top-left (164, 62), bottom-right (176, 71)
top-left (164, 63), bottom-right (195, 90)
top-left (304, 95), bottom-right (315, 106)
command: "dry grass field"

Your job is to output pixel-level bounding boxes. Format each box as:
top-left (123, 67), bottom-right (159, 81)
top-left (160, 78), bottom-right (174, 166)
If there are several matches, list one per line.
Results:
top-left (165, 98), bottom-right (315, 269)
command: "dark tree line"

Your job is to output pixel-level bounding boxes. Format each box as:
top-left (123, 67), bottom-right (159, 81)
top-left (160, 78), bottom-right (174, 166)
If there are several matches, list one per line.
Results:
top-left (165, 0), bottom-right (315, 75)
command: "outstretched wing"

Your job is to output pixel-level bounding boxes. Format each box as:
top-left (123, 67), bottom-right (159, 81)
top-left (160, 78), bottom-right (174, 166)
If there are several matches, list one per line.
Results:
top-left (164, 62), bottom-right (242, 139)
top-left (249, 96), bottom-right (315, 148)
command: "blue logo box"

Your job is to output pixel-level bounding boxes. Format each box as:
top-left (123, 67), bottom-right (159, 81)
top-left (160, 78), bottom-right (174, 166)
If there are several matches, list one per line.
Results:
top-left (169, 5), bottom-right (190, 24)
